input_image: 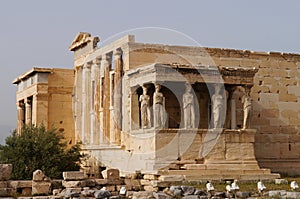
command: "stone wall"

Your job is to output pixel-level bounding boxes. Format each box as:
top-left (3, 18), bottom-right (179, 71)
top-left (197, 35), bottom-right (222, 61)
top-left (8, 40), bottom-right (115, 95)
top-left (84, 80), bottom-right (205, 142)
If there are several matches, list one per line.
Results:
top-left (208, 49), bottom-right (300, 175)
top-left (47, 68), bottom-right (75, 146)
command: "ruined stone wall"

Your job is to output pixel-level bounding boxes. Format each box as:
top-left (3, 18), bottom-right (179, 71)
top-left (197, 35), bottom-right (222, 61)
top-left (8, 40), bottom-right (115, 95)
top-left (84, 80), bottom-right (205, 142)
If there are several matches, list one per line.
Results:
top-left (47, 68), bottom-right (75, 146)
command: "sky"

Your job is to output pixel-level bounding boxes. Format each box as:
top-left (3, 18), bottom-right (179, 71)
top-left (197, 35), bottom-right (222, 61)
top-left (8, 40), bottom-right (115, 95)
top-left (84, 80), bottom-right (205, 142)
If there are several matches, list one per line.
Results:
top-left (1, 0), bottom-right (300, 143)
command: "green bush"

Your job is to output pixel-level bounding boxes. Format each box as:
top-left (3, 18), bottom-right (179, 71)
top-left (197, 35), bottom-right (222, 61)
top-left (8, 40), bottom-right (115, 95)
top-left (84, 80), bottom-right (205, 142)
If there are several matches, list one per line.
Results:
top-left (0, 125), bottom-right (83, 180)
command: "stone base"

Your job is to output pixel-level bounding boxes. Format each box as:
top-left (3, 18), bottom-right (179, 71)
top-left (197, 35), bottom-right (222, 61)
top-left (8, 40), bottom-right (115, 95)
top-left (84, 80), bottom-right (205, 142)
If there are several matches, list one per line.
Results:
top-left (84, 128), bottom-right (280, 181)
top-left (153, 129), bottom-right (280, 182)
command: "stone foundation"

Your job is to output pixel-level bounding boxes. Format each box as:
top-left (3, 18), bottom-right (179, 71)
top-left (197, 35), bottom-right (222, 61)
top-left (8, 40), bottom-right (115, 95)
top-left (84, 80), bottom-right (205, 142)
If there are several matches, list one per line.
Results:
top-left (83, 129), bottom-right (280, 181)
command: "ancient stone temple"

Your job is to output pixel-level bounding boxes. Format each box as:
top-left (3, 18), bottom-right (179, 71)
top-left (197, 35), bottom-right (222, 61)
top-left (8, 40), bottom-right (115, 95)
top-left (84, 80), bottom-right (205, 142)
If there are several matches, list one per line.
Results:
top-left (13, 68), bottom-right (75, 146)
top-left (67, 32), bottom-right (300, 180)
top-left (14, 32), bottom-right (300, 180)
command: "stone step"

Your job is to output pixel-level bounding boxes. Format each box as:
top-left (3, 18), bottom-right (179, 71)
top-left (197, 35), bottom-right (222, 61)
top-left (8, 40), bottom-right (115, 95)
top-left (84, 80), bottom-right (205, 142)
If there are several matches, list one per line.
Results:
top-left (181, 163), bottom-right (260, 170)
top-left (157, 168), bottom-right (272, 176)
top-left (157, 172), bottom-right (280, 183)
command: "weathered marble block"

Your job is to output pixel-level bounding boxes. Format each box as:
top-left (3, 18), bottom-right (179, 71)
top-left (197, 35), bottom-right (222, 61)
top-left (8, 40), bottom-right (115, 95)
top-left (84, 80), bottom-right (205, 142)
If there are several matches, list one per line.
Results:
top-left (0, 164), bottom-right (12, 181)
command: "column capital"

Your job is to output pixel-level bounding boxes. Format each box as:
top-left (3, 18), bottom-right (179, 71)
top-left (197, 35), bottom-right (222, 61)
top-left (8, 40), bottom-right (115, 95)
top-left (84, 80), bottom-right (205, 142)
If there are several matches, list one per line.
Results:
top-left (17, 101), bottom-right (25, 108)
top-left (25, 98), bottom-right (31, 104)
top-left (93, 56), bottom-right (101, 65)
top-left (84, 61), bottom-right (93, 69)
top-left (102, 54), bottom-right (111, 62)
top-left (114, 49), bottom-right (122, 58)
top-left (243, 85), bottom-right (252, 95)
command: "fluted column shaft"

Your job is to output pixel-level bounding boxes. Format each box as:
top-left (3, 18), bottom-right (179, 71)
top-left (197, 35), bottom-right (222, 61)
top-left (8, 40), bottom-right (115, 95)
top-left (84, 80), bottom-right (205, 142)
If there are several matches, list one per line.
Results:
top-left (112, 49), bottom-right (123, 145)
top-left (17, 101), bottom-right (25, 134)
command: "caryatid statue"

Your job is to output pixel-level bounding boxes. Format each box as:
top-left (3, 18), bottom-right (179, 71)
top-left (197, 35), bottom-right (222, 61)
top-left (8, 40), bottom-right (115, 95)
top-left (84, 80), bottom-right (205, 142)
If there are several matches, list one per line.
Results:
top-left (153, 83), bottom-right (165, 128)
top-left (183, 83), bottom-right (195, 128)
top-left (139, 85), bottom-right (151, 128)
top-left (242, 86), bottom-right (252, 129)
top-left (212, 84), bottom-right (225, 129)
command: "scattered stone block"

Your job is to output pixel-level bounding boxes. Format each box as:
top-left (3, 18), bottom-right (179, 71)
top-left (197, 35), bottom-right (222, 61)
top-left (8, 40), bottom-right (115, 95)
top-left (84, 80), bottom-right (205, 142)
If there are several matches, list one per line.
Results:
top-left (33, 170), bottom-right (46, 181)
top-left (140, 179), bottom-right (151, 186)
top-left (32, 181), bottom-right (51, 196)
top-left (275, 178), bottom-right (288, 184)
top-left (0, 187), bottom-right (15, 197)
top-left (22, 187), bottom-right (32, 196)
top-left (143, 174), bottom-right (158, 180)
top-left (170, 186), bottom-right (183, 197)
top-left (194, 189), bottom-right (206, 196)
top-left (236, 191), bottom-right (250, 198)
top-left (84, 179), bottom-right (96, 187)
top-left (94, 189), bottom-right (111, 199)
top-left (153, 192), bottom-right (173, 199)
top-left (110, 196), bottom-right (121, 199)
top-left (65, 187), bottom-right (82, 193)
top-left (62, 171), bottom-right (85, 181)
top-left (81, 189), bottom-right (95, 197)
top-left (101, 169), bottom-right (120, 180)
top-left (0, 181), bottom-right (8, 188)
top-left (143, 185), bottom-right (158, 192)
top-left (151, 180), bottom-right (171, 188)
top-left (181, 185), bottom-right (195, 195)
top-left (286, 191), bottom-right (300, 199)
top-left (124, 179), bottom-right (141, 191)
top-left (0, 164), bottom-right (12, 181)
top-left (9, 180), bottom-right (32, 189)
top-left (132, 191), bottom-right (153, 199)
top-left (105, 185), bottom-right (116, 192)
top-left (52, 188), bottom-right (62, 196)
top-left (182, 195), bottom-right (200, 199)
top-left (62, 180), bottom-right (86, 188)
top-left (199, 196), bottom-right (209, 199)
top-left (63, 188), bottom-right (81, 198)
top-left (158, 175), bottom-right (184, 182)
top-left (50, 179), bottom-right (62, 190)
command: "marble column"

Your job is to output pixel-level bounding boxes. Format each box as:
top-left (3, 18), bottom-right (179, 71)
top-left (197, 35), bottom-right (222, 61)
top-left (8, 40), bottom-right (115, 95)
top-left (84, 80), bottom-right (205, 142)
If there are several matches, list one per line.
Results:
top-left (82, 62), bottom-right (92, 144)
top-left (112, 49), bottom-right (122, 145)
top-left (74, 66), bottom-right (83, 143)
top-left (102, 54), bottom-right (111, 144)
top-left (91, 57), bottom-right (101, 145)
top-left (25, 98), bottom-right (32, 125)
top-left (17, 101), bottom-right (25, 134)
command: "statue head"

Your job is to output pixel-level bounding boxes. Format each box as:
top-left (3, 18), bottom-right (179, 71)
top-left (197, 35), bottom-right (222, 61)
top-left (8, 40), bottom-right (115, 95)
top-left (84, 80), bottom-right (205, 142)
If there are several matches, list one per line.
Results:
top-left (185, 82), bottom-right (192, 92)
top-left (155, 83), bottom-right (161, 92)
top-left (142, 85), bottom-right (148, 95)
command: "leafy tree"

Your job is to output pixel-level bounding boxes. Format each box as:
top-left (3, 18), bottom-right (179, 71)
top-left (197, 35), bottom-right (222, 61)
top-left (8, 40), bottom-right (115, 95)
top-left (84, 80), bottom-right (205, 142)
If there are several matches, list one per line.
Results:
top-left (0, 125), bottom-right (83, 180)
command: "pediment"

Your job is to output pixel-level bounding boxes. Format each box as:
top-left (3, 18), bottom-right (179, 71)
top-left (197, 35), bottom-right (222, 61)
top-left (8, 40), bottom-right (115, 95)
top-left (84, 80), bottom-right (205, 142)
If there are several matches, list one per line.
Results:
top-left (69, 32), bottom-right (93, 51)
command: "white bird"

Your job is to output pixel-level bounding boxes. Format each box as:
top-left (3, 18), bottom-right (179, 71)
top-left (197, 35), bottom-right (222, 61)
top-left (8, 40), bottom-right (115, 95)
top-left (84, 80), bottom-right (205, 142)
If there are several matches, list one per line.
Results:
top-left (291, 181), bottom-right (299, 190)
top-left (231, 180), bottom-right (240, 191)
top-left (206, 181), bottom-right (215, 192)
top-left (226, 184), bottom-right (232, 193)
top-left (257, 180), bottom-right (266, 193)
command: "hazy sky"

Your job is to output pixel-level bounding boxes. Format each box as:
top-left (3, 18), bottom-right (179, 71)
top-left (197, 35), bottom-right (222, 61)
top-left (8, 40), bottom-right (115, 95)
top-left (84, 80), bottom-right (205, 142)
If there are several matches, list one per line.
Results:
top-left (1, 0), bottom-right (300, 142)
